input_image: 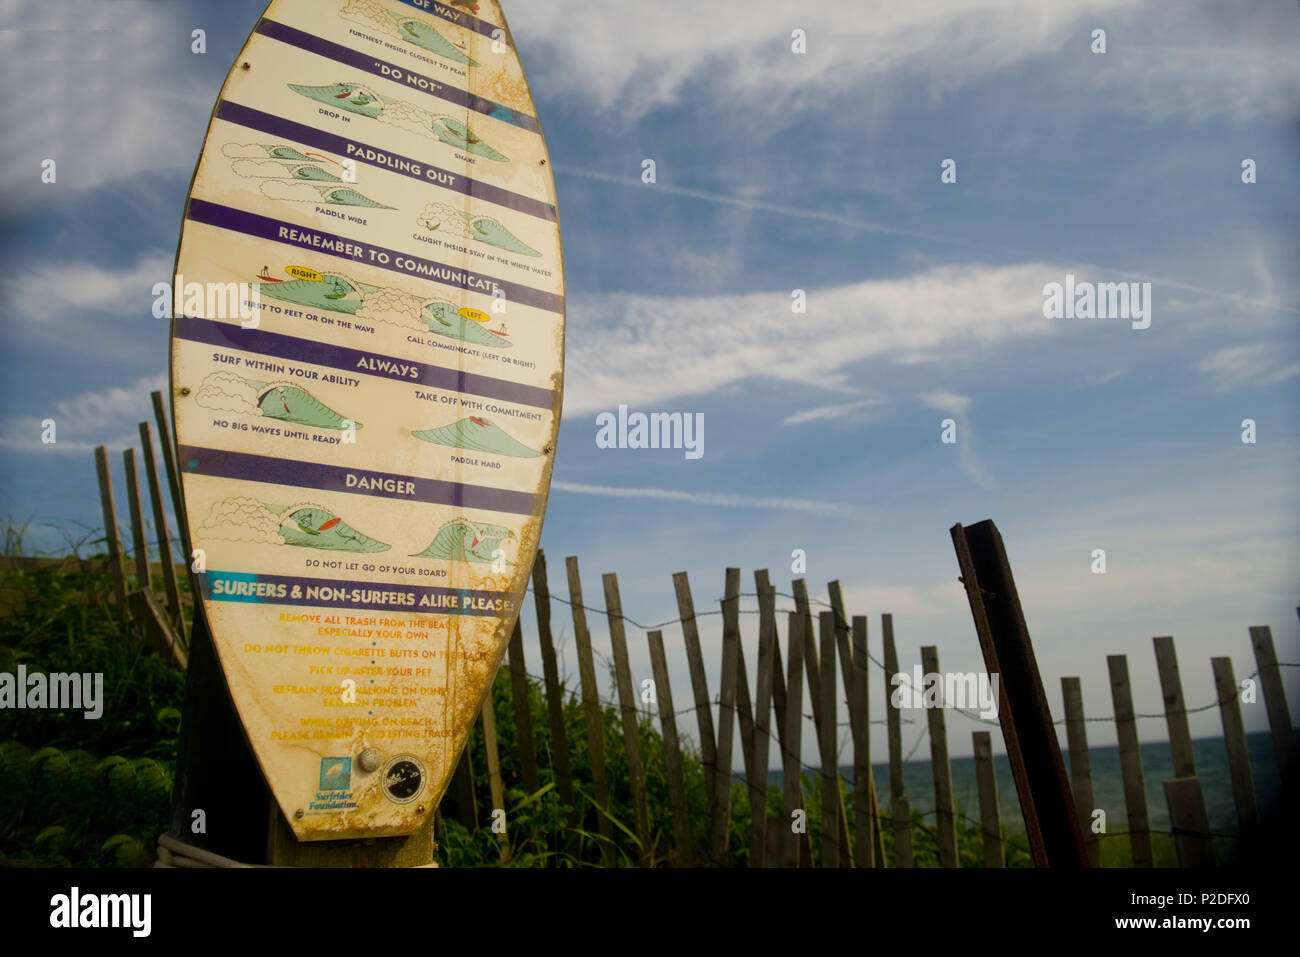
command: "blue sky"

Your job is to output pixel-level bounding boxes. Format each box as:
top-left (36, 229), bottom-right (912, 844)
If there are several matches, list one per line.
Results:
top-left (1, 0), bottom-right (1298, 767)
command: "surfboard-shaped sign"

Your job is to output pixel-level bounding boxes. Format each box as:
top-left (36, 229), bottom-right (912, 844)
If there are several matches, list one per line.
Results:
top-left (169, 0), bottom-right (563, 841)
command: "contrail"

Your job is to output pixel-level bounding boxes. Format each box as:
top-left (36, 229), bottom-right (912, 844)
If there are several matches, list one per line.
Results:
top-left (550, 479), bottom-right (872, 519)
top-left (555, 165), bottom-right (1294, 315)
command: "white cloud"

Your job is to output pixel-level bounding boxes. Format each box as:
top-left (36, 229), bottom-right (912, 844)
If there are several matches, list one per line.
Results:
top-left (917, 390), bottom-right (992, 488)
top-left (509, 0), bottom-right (1297, 125)
top-left (564, 262), bottom-right (1058, 416)
top-left (782, 397), bottom-right (886, 427)
top-left (4, 252), bottom-right (173, 320)
top-left (551, 480), bottom-right (871, 518)
top-left (0, 373), bottom-right (168, 454)
top-left (1198, 344), bottom-right (1300, 392)
top-left (0, 1), bottom-right (212, 203)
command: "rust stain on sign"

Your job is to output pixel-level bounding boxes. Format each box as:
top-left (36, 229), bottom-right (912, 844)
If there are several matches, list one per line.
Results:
top-left (169, 0), bottom-right (564, 841)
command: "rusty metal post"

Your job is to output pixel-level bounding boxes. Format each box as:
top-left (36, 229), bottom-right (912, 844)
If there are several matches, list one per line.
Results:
top-left (950, 520), bottom-right (1088, 868)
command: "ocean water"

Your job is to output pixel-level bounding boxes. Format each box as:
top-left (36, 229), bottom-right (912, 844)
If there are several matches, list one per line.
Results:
top-left (847, 729), bottom-right (1290, 858)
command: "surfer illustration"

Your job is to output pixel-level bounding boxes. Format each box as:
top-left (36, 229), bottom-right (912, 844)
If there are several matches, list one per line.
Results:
top-left (198, 497), bottom-right (390, 553)
top-left (410, 518), bottom-right (514, 563)
top-left (341, 0), bottom-right (479, 66)
top-left (194, 372), bottom-right (362, 431)
top-left (412, 416), bottom-right (540, 457)
top-left (418, 202), bottom-right (541, 257)
top-left (288, 82), bottom-right (508, 161)
top-left (251, 268), bottom-right (512, 348)
top-left (223, 142), bottom-right (392, 207)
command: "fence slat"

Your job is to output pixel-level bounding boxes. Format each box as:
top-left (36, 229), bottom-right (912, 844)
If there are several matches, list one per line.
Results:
top-left (829, 583), bottom-right (867, 868)
top-left (920, 645), bottom-right (958, 866)
top-left (755, 570), bottom-right (788, 747)
top-left (565, 556), bottom-right (612, 861)
top-left (602, 572), bottom-right (651, 856)
top-left (506, 618), bottom-right (540, 794)
top-left (818, 611), bottom-right (840, 868)
top-left (1250, 625), bottom-right (1298, 794)
top-left (1163, 777), bottom-right (1215, 868)
top-left (530, 551), bottom-right (576, 829)
top-left (1210, 657), bottom-right (1258, 841)
top-left (138, 422), bottom-right (184, 641)
top-left (711, 569), bottom-right (742, 865)
top-left (648, 629), bottom-right (693, 865)
top-left (1153, 636), bottom-right (1197, 778)
top-left (93, 446), bottom-right (129, 622)
top-left (454, 744), bottom-right (478, 829)
top-left (723, 568), bottom-right (762, 863)
top-left (881, 615), bottom-right (912, 867)
top-left (150, 391), bottom-right (188, 556)
top-left (122, 449), bottom-right (151, 592)
top-left (673, 571), bottom-right (719, 834)
top-left (481, 686), bottom-right (507, 852)
top-left (973, 730), bottom-right (1003, 867)
top-left (782, 611), bottom-right (806, 867)
top-left (750, 570), bottom-right (777, 868)
top-left (1108, 654), bottom-right (1153, 867)
top-left (793, 579), bottom-right (852, 862)
top-left (1061, 677), bottom-right (1100, 866)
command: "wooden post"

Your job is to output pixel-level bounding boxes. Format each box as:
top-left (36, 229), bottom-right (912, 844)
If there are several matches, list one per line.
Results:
top-left (782, 611), bottom-right (805, 867)
top-left (921, 644), bottom-right (958, 867)
top-left (792, 579), bottom-right (853, 862)
top-left (973, 730), bottom-right (1003, 867)
top-left (1153, 636), bottom-right (1197, 778)
top-left (818, 611), bottom-right (840, 867)
top-left (602, 572), bottom-right (651, 855)
top-left (673, 572), bottom-right (719, 831)
top-left (1061, 677), bottom-right (1100, 866)
top-left (712, 569), bottom-right (741, 865)
top-left (750, 569), bottom-right (777, 868)
top-left (733, 566), bottom-right (759, 852)
top-left (531, 552), bottom-right (576, 823)
top-left (950, 520), bottom-right (1089, 868)
top-left (138, 422), bottom-right (185, 640)
top-left (756, 569), bottom-right (798, 866)
top-left (506, 618), bottom-right (540, 794)
top-left (830, 583), bottom-right (872, 867)
top-left (1210, 657), bottom-right (1258, 840)
top-left (454, 745), bottom-right (478, 829)
top-left (648, 629), bottom-right (693, 866)
top-left (565, 556), bottom-right (612, 860)
top-left (127, 588), bottom-right (188, 671)
top-left (150, 391), bottom-right (186, 554)
top-left (881, 615), bottom-right (913, 867)
top-left (722, 568), bottom-right (762, 862)
top-left (122, 449), bottom-right (151, 592)
top-left (1108, 654), bottom-right (1153, 867)
top-left (1250, 625), bottom-right (1298, 795)
top-left (755, 570), bottom-right (788, 748)
top-left (1163, 777), bottom-right (1215, 868)
top-left (93, 446), bottom-right (129, 622)
top-left (481, 686), bottom-right (508, 853)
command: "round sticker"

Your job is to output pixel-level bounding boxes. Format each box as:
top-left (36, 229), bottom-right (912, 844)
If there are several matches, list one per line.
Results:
top-left (381, 754), bottom-right (426, 804)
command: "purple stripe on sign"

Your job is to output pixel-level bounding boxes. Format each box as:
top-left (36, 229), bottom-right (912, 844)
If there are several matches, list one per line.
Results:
top-left (391, 0), bottom-right (504, 41)
top-left (201, 569), bottom-right (520, 617)
top-left (173, 313), bottom-right (555, 409)
top-left (255, 19), bottom-right (539, 133)
top-left (185, 198), bottom-right (564, 315)
top-left (216, 101), bottom-right (555, 223)
top-left (179, 444), bottom-right (536, 515)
